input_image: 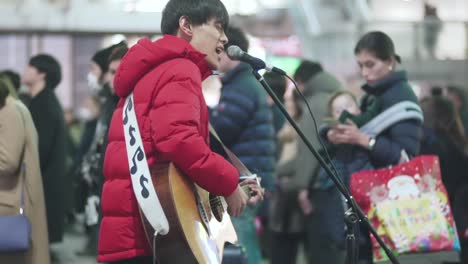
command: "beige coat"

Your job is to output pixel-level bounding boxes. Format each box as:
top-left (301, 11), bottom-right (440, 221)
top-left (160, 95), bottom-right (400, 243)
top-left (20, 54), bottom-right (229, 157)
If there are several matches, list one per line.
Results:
top-left (0, 97), bottom-right (50, 264)
top-left (269, 123), bottom-right (305, 233)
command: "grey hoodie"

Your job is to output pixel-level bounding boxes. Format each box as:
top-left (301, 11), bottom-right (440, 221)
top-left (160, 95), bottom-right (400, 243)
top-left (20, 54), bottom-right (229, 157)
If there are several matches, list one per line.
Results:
top-left (290, 71), bottom-right (343, 190)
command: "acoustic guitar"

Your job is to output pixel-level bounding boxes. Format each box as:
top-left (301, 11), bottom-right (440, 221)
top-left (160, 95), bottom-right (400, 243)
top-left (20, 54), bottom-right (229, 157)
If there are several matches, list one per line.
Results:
top-left (141, 163), bottom-right (255, 264)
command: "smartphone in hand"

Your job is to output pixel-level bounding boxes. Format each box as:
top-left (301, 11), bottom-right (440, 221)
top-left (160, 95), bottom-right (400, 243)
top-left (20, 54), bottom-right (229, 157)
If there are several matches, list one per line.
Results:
top-left (322, 117), bottom-right (340, 127)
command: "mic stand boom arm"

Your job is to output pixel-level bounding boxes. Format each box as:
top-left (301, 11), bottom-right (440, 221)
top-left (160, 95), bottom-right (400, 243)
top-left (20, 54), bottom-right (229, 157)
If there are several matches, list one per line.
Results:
top-left (250, 69), bottom-right (400, 264)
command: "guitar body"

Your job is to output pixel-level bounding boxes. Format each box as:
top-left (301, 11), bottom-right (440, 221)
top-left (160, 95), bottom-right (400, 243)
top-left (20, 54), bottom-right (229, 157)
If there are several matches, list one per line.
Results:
top-left (144, 163), bottom-right (237, 264)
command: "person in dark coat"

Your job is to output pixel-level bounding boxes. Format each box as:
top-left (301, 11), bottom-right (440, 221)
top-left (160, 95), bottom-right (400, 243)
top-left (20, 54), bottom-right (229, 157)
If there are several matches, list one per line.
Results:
top-left (210, 26), bottom-right (276, 264)
top-left (420, 96), bottom-right (468, 264)
top-left (95, 45), bottom-right (128, 189)
top-left (326, 31), bottom-right (422, 264)
top-left (22, 54), bottom-right (67, 244)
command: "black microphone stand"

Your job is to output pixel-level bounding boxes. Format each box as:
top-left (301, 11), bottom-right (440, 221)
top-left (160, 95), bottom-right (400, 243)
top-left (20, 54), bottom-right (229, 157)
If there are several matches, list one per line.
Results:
top-left (250, 69), bottom-right (400, 264)
top-left (344, 208), bottom-right (359, 264)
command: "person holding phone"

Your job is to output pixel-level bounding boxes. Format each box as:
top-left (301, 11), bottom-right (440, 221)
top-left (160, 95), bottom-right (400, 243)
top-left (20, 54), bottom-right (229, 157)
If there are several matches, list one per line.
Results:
top-left (325, 31), bottom-right (422, 264)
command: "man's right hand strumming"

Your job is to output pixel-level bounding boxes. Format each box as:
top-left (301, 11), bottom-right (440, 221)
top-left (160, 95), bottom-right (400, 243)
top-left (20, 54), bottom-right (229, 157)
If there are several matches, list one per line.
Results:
top-left (225, 185), bottom-right (248, 217)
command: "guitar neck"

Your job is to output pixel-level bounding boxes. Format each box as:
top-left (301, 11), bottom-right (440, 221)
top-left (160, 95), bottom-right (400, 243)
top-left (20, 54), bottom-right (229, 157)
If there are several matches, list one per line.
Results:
top-left (241, 185), bottom-right (252, 199)
top-left (213, 176), bottom-right (260, 214)
top-left (240, 176), bottom-right (261, 199)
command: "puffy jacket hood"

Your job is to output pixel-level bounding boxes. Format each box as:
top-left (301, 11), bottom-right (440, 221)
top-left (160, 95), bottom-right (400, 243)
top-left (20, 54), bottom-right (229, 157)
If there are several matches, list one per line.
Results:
top-left (303, 71), bottom-right (342, 97)
top-left (114, 34), bottom-right (212, 98)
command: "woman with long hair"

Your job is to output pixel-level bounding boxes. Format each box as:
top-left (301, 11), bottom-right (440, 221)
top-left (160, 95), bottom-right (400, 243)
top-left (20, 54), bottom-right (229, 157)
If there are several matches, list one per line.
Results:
top-left (420, 96), bottom-right (468, 263)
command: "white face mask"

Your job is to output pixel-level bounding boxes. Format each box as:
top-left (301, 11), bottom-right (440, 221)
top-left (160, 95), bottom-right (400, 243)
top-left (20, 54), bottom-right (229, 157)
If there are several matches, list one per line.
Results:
top-left (77, 107), bottom-right (93, 121)
top-left (87, 72), bottom-right (100, 92)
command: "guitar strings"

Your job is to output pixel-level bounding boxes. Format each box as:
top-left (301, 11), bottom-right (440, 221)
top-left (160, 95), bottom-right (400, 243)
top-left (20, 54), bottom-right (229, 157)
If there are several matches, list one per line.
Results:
top-left (207, 186), bottom-right (251, 204)
top-left (199, 185), bottom-right (253, 218)
top-left (207, 192), bottom-right (249, 204)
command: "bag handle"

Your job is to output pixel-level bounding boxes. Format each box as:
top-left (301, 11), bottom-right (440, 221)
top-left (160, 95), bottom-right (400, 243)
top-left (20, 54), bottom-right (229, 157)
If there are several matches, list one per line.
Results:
top-left (399, 149), bottom-right (410, 164)
top-left (14, 104), bottom-right (27, 215)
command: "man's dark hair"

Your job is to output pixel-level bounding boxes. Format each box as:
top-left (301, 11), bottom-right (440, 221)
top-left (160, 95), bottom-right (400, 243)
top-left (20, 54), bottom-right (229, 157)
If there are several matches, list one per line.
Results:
top-left (293, 60), bottom-right (323, 84)
top-left (161, 0), bottom-right (229, 35)
top-left (0, 70), bottom-right (20, 91)
top-left (108, 45), bottom-right (129, 63)
top-left (29, 54), bottom-right (62, 90)
top-left (263, 72), bottom-right (286, 103)
top-left (0, 79), bottom-right (9, 109)
top-left (430, 86), bottom-right (443, 96)
top-left (224, 26), bottom-right (249, 52)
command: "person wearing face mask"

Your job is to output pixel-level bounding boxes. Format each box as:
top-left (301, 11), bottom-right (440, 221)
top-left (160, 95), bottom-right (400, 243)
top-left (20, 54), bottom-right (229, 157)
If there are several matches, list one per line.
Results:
top-left (325, 31), bottom-right (423, 264)
top-left (88, 51), bottom-right (106, 94)
top-left (89, 42), bottom-right (121, 91)
top-left (76, 44), bottom-right (128, 257)
top-left (71, 96), bottom-right (101, 230)
top-left (77, 96), bottom-right (101, 122)
top-left (75, 42), bottom-right (125, 169)
top-left (74, 41), bottom-right (124, 192)
top-left (88, 41), bottom-right (127, 104)
top-left (75, 96), bottom-right (101, 165)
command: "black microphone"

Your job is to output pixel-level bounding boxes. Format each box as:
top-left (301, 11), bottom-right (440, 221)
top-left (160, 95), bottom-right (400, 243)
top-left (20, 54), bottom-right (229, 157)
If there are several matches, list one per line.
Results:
top-left (226, 45), bottom-right (286, 75)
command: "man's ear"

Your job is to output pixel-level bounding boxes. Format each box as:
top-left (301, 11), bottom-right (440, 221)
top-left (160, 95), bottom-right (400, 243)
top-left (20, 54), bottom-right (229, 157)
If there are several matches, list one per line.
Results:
top-left (178, 16), bottom-right (193, 40)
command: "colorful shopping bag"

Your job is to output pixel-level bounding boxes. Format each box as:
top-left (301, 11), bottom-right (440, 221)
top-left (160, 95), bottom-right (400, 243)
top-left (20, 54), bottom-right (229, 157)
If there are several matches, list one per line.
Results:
top-left (350, 155), bottom-right (459, 262)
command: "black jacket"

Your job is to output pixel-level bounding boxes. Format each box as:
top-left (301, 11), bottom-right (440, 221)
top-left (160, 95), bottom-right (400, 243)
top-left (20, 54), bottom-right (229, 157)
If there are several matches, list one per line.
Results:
top-left (28, 87), bottom-right (67, 243)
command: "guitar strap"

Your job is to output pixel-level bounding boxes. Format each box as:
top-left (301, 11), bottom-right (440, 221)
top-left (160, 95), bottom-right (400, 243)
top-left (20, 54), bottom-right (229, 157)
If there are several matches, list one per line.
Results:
top-left (123, 93), bottom-right (169, 238)
top-left (209, 124), bottom-right (257, 181)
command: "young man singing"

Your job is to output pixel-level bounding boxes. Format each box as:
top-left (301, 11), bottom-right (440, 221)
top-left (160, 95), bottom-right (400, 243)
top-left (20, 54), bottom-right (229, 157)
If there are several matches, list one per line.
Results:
top-left (97, 1), bottom-right (263, 263)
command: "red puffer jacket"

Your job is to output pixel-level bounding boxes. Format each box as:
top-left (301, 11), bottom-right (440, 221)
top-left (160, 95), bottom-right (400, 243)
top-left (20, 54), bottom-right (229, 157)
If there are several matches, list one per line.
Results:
top-left (97, 35), bottom-right (239, 262)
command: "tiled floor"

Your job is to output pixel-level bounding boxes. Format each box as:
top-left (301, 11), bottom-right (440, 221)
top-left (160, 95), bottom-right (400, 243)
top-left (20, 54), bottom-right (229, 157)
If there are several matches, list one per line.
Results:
top-left (52, 216), bottom-right (460, 264)
top-left (50, 217), bottom-right (98, 264)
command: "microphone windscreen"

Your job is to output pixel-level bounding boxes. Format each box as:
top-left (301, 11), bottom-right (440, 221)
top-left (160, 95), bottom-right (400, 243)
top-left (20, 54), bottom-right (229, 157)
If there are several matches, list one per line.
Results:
top-left (226, 45), bottom-right (243, 60)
